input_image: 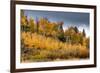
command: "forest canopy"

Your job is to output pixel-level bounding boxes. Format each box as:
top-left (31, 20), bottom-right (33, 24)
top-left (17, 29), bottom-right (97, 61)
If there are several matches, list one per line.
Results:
top-left (21, 10), bottom-right (89, 62)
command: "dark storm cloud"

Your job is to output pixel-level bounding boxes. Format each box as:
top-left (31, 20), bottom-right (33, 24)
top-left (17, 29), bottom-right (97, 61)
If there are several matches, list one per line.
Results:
top-left (23, 10), bottom-right (89, 28)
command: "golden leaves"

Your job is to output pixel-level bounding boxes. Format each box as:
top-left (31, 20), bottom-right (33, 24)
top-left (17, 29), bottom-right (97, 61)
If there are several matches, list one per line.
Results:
top-left (21, 32), bottom-right (89, 58)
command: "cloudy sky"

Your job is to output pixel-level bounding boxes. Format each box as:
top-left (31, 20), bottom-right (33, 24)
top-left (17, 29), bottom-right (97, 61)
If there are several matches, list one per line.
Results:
top-left (22, 10), bottom-right (90, 37)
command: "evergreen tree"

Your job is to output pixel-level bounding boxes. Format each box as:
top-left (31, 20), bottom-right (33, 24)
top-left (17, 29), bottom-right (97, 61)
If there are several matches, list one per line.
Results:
top-left (82, 29), bottom-right (86, 37)
top-left (29, 17), bottom-right (35, 33)
top-left (21, 10), bottom-right (24, 17)
top-left (74, 26), bottom-right (79, 33)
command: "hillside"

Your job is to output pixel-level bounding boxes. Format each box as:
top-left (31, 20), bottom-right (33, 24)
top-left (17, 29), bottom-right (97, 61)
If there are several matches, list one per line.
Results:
top-left (21, 10), bottom-right (89, 62)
